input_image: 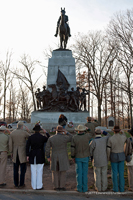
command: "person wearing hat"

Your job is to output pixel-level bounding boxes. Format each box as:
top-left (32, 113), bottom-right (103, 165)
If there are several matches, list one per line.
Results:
top-left (26, 124), bottom-right (50, 190)
top-left (107, 125), bottom-right (127, 192)
top-left (9, 121), bottom-right (30, 188)
top-left (0, 126), bottom-right (9, 187)
top-left (45, 125), bottom-right (72, 191)
top-left (89, 128), bottom-right (111, 192)
top-left (126, 127), bottom-right (133, 191)
top-left (85, 117), bottom-right (100, 134)
top-left (71, 124), bottom-right (95, 193)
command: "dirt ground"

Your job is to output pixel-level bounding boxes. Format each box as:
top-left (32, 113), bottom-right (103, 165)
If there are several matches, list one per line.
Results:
top-left (5, 157), bottom-right (95, 191)
top-left (4, 157), bottom-right (129, 191)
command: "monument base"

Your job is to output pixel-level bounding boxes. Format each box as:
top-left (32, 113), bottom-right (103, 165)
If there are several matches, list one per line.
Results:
top-left (31, 111), bottom-right (89, 131)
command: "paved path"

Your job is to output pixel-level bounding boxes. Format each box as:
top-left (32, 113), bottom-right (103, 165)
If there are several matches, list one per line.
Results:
top-left (0, 189), bottom-right (133, 200)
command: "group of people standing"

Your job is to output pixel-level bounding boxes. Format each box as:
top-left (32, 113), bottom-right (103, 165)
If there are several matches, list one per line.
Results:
top-left (0, 116), bottom-right (133, 193)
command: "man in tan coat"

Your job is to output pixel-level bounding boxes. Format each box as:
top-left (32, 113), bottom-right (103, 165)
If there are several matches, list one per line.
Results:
top-left (46, 125), bottom-right (72, 191)
top-left (9, 121), bottom-right (30, 188)
top-left (0, 126), bottom-right (9, 187)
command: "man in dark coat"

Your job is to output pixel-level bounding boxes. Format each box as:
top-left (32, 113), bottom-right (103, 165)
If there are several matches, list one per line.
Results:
top-left (26, 124), bottom-right (50, 190)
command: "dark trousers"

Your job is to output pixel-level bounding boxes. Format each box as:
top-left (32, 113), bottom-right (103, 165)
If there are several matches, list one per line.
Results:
top-left (13, 153), bottom-right (26, 186)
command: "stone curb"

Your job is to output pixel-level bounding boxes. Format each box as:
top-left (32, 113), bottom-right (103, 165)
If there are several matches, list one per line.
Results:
top-left (0, 189), bottom-right (133, 196)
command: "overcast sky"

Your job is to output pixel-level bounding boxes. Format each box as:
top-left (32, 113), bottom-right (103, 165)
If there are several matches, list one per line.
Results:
top-left (0, 0), bottom-right (132, 78)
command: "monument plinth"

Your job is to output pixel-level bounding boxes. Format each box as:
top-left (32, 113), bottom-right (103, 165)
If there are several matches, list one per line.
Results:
top-left (47, 49), bottom-right (76, 91)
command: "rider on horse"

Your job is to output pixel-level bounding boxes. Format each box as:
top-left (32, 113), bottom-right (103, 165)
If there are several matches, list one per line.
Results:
top-left (54, 8), bottom-right (71, 37)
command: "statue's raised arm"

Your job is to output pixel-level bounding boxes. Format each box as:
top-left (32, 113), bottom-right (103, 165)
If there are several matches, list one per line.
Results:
top-left (54, 8), bottom-right (71, 49)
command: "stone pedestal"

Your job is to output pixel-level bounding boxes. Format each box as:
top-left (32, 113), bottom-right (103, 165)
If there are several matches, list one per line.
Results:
top-left (47, 49), bottom-right (76, 91)
top-left (31, 111), bottom-right (89, 131)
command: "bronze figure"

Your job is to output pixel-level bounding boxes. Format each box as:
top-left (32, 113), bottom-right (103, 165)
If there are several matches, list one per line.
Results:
top-left (35, 71), bottom-right (88, 112)
top-left (54, 8), bottom-right (71, 49)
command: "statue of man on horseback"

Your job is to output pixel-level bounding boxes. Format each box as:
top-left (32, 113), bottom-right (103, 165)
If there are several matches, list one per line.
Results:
top-left (54, 8), bottom-right (71, 37)
top-left (54, 8), bottom-right (71, 49)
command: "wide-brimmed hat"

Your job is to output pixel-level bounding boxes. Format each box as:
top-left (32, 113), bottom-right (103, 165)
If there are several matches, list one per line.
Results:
top-left (95, 128), bottom-right (101, 134)
top-left (75, 125), bottom-right (87, 131)
top-left (128, 127), bottom-right (133, 136)
top-left (56, 125), bottom-right (65, 133)
top-left (112, 125), bottom-right (120, 132)
top-left (33, 124), bottom-right (42, 131)
top-left (0, 126), bottom-right (7, 131)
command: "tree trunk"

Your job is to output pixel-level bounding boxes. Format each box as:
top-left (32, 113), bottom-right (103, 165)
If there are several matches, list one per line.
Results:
top-left (98, 98), bottom-right (102, 124)
top-left (104, 87), bottom-right (107, 127)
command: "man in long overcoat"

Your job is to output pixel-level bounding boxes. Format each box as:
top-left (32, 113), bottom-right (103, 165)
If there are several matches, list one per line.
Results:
top-left (0, 126), bottom-right (9, 187)
top-left (9, 121), bottom-right (30, 188)
top-left (45, 125), bottom-right (72, 191)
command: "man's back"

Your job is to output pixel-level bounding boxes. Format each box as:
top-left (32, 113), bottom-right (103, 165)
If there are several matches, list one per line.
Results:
top-left (9, 129), bottom-right (29, 163)
top-left (0, 132), bottom-right (9, 151)
top-left (71, 132), bottom-right (94, 158)
top-left (90, 136), bottom-right (109, 167)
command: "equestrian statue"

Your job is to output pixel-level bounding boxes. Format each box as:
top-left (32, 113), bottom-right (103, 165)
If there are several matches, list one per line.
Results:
top-left (54, 8), bottom-right (71, 49)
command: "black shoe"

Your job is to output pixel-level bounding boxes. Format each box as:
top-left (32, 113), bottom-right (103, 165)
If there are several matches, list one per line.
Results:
top-left (0, 183), bottom-right (6, 187)
top-left (54, 34), bottom-right (57, 37)
top-left (54, 187), bottom-right (60, 191)
top-left (60, 187), bottom-right (66, 191)
top-left (69, 34), bottom-right (71, 37)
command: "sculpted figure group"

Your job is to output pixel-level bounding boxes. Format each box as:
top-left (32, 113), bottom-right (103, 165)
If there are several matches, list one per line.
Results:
top-left (35, 85), bottom-right (89, 112)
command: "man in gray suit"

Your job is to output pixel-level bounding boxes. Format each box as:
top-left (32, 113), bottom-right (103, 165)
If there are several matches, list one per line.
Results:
top-left (89, 129), bottom-right (110, 192)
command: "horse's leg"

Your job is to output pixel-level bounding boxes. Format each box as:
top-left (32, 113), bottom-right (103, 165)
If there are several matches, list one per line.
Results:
top-left (60, 35), bottom-right (63, 48)
top-left (63, 36), bottom-right (66, 49)
top-left (65, 36), bottom-right (68, 49)
top-left (64, 40), bottom-right (66, 49)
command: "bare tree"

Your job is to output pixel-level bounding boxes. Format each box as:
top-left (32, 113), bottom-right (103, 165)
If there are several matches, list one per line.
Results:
top-left (72, 31), bottom-right (117, 123)
top-left (18, 81), bottom-right (33, 121)
top-left (107, 9), bottom-right (133, 126)
top-left (12, 54), bottom-right (42, 111)
top-left (0, 51), bottom-right (13, 120)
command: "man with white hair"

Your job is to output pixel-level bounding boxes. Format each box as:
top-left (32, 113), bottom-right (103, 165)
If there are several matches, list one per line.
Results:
top-left (89, 128), bottom-right (110, 192)
top-left (0, 126), bottom-right (9, 187)
top-left (9, 121), bottom-right (30, 188)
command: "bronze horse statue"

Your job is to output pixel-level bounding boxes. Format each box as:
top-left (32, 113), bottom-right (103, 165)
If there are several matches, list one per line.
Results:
top-left (59, 8), bottom-right (68, 49)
